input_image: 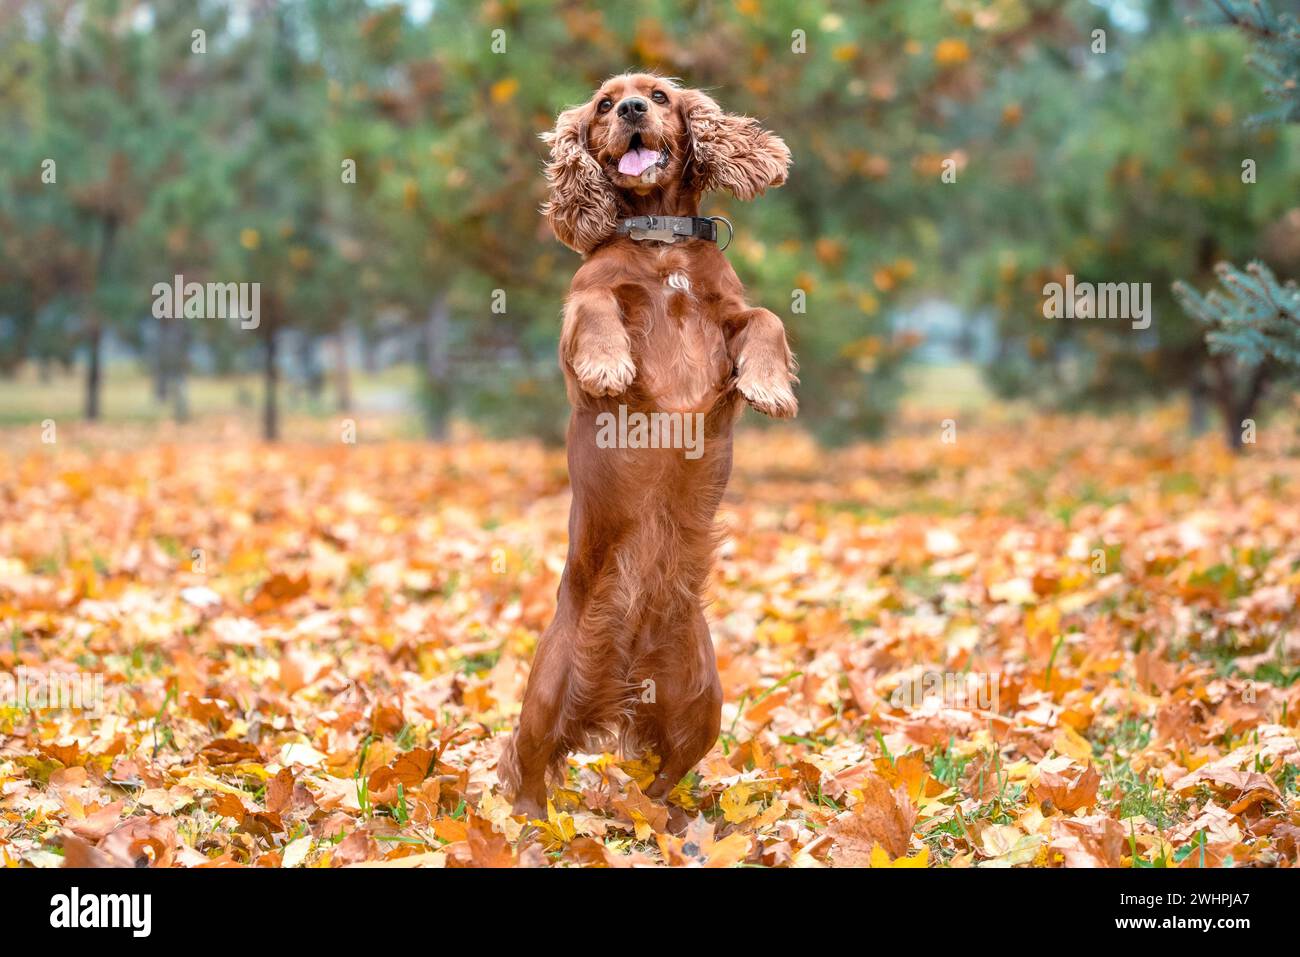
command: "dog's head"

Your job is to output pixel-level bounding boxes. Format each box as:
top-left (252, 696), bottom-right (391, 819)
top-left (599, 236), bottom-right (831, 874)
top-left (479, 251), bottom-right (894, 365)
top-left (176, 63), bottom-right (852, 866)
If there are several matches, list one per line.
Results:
top-left (541, 73), bottom-right (791, 254)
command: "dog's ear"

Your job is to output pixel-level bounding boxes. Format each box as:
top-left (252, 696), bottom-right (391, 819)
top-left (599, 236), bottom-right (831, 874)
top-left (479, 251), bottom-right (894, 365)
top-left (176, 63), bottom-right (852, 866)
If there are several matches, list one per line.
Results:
top-left (678, 88), bottom-right (791, 200)
top-left (539, 103), bottom-right (620, 255)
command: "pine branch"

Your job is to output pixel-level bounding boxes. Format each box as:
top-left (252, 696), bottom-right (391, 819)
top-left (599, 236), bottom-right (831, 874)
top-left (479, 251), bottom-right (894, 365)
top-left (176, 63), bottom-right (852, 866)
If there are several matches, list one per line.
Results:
top-left (1174, 261), bottom-right (1300, 369)
top-left (1196, 0), bottom-right (1300, 124)
top-left (1176, 3), bottom-right (1300, 388)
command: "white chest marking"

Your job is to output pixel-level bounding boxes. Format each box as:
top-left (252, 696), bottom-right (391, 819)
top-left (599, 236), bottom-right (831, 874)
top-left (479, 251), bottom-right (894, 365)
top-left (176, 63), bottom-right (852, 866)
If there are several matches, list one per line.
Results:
top-left (666, 271), bottom-right (691, 293)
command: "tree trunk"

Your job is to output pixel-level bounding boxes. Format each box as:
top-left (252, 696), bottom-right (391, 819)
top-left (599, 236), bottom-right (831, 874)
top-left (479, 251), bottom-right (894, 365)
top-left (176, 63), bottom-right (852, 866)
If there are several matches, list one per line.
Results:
top-left (173, 321), bottom-right (190, 424)
top-left (85, 214), bottom-right (120, 422)
top-left (154, 323), bottom-right (171, 404)
top-left (1211, 356), bottom-right (1269, 452)
top-left (423, 294), bottom-right (451, 441)
top-left (302, 334), bottom-right (324, 404)
top-left (263, 302), bottom-right (280, 441)
top-left (1222, 406), bottom-right (1243, 450)
top-left (333, 326), bottom-right (353, 413)
top-left (1233, 365), bottom-right (1268, 451)
top-left (361, 333), bottom-right (378, 374)
top-left (1188, 375), bottom-right (1210, 437)
top-left (84, 318), bottom-right (102, 421)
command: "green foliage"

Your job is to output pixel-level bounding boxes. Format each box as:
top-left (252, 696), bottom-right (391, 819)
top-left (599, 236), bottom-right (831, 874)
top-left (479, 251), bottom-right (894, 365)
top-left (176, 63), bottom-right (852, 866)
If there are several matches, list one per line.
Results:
top-left (1175, 261), bottom-right (1300, 367)
top-left (1197, 0), bottom-right (1300, 125)
top-left (2, 0), bottom-right (1089, 439)
top-left (458, 363), bottom-right (570, 447)
top-left (1170, 0), bottom-right (1300, 443)
top-left (2, 0), bottom-right (1296, 441)
top-left (963, 6), bottom-right (1298, 408)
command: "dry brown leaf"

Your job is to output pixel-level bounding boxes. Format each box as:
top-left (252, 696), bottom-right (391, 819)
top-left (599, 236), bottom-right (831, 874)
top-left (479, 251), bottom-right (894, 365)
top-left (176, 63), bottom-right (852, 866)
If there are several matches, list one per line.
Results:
top-left (827, 774), bottom-right (918, 863)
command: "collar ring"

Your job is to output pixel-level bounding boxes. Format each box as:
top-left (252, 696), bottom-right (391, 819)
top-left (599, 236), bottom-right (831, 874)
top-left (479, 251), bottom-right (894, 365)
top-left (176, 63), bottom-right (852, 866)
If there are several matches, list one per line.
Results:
top-left (708, 216), bottom-right (734, 252)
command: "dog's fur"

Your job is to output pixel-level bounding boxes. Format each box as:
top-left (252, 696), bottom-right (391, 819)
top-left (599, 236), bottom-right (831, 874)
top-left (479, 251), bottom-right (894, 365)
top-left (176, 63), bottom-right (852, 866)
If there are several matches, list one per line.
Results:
top-left (499, 74), bottom-right (797, 817)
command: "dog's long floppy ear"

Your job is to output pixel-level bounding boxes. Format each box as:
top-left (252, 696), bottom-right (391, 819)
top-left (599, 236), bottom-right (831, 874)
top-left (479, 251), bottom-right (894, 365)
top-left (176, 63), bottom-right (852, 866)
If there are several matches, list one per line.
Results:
top-left (678, 88), bottom-right (791, 200)
top-left (539, 103), bottom-right (620, 255)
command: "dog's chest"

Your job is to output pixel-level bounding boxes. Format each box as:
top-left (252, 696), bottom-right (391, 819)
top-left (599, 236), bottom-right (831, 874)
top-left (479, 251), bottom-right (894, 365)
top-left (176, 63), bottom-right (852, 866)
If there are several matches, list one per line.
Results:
top-left (624, 250), bottom-right (728, 413)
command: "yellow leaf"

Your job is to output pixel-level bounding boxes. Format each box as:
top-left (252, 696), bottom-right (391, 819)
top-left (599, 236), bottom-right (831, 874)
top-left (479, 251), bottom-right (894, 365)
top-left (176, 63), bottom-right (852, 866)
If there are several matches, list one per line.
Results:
top-left (720, 783), bottom-right (762, 824)
top-left (1053, 725), bottom-right (1094, 763)
top-left (535, 802), bottom-right (577, 848)
top-left (1026, 604), bottom-right (1060, 641)
top-left (747, 798), bottom-right (788, 830)
top-left (175, 774), bottom-right (257, 799)
top-left (869, 844), bottom-right (929, 867)
top-left (490, 78), bottom-right (519, 104)
top-left (934, 39), bottom-right (971, 66)
top-left (616, 754), bottom-right (659, 790)
top-left (705, 831), bottom-right (752, 867)
top-left (978, 823), bottom-right (1023, 858)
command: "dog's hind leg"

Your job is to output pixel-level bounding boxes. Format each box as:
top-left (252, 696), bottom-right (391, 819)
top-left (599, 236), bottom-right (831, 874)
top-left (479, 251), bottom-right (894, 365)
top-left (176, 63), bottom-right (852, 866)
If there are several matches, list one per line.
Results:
top-left (502, 615), bottom-right (576, 819)
top-left (643, 605), bottom-right (723, 801)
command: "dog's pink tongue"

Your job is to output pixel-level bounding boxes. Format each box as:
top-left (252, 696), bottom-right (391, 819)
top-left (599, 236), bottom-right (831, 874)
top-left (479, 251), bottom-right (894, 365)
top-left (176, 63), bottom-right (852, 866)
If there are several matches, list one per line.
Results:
top-left (618, 147), bottom-right (660, 176)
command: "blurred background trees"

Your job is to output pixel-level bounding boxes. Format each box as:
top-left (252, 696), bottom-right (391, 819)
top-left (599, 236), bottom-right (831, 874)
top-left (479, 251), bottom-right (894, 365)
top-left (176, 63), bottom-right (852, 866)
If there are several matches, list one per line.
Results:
top-left (0, 0), bottom-right (1296, 445)
top-left (1174, 0), bottom-right (1300, 448)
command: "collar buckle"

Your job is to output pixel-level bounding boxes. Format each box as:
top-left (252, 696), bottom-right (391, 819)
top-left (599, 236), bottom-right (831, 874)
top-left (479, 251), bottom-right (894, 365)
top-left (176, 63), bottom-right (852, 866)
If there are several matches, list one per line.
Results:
top-left (616, 215), bottom-right (733, 250)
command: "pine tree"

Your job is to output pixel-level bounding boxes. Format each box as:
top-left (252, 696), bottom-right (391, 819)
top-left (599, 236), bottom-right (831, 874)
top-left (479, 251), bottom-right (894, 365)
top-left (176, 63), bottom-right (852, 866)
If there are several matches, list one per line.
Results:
top-left (1173, 0), bottom-right (1300, 447)
top-left (1174, 261), bottom-right (1299, 448)
top-left (1199, 0), bottom-right (1300, 125)
top-left (1177, 261), bottom-right (1300, 368)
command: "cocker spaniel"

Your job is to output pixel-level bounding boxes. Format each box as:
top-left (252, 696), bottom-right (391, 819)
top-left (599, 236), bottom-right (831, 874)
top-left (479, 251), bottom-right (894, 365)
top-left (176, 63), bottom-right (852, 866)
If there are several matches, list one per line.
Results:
top-left (500, 73), bottom-right (797, 818)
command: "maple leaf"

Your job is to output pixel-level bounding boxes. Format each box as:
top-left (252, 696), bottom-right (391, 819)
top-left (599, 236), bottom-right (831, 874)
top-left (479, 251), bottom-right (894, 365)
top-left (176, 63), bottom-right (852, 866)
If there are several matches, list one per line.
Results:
top-left (1033, 761), bottom-right (1101, 813)
top-left (611, 782), bottom-right (669, 840)
top-left (1048, 815), bottom-right (1125, 868)
top-left (719, 782), bottom-right (764, 824)
top-left (827, 775), bottom-right (918, 863)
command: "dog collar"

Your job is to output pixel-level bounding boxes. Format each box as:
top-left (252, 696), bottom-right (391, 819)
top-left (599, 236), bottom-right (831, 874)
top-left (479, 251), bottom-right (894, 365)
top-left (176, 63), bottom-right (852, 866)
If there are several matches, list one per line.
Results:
top-left (617, 215), bottom-right (733, 251)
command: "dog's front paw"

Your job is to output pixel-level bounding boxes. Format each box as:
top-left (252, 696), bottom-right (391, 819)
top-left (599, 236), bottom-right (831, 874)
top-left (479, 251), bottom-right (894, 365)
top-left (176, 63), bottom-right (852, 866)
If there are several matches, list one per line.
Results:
top-left (572, 341), bottom-right (636, 397)
top-left (736, 352), bottom-right (798, 418)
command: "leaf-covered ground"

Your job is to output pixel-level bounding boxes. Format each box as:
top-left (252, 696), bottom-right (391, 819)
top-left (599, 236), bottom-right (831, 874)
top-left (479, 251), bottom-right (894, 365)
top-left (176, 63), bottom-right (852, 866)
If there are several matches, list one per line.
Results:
top-left (2, 409), bottom-right (1299, 867)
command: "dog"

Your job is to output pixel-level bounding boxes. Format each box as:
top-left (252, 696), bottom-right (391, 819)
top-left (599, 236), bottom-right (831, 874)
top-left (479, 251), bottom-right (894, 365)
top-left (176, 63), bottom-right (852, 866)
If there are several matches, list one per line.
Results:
top-left (500, 73), bottom-right (797, 818)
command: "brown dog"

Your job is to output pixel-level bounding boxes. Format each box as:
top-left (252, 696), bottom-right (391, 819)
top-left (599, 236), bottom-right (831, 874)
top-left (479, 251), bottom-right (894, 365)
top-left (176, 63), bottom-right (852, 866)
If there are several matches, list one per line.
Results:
top-left (499, 74), bottom-right (796, 818)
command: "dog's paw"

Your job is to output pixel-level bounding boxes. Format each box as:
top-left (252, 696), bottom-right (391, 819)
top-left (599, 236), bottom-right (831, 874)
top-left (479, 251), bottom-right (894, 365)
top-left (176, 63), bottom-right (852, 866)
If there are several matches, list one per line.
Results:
top-left (736, 353), bottom-right (798, 418)
top-left (511, 795), bottom-right (545, 820)
top-left (572, 342), bottom-right (636, 397)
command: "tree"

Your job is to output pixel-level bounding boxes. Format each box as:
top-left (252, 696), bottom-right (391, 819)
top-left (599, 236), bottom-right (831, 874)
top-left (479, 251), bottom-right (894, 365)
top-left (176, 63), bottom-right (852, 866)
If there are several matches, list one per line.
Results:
top-left (958, 1), bottom-right (1297, 426)
top-left (1175, 261), bottom-right (1299, 447)
top-left (1174, 0), bottom-right (1300, 448)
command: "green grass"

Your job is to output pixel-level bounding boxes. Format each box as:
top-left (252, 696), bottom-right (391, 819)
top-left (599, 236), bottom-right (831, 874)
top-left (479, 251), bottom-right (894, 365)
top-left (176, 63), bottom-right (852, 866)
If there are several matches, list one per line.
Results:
top-left (0, 364), bottom-right (421, 425)
top-left (901, 362), bottom-right (994, 413)
top-left (0, 360), bottom-right (999, 433)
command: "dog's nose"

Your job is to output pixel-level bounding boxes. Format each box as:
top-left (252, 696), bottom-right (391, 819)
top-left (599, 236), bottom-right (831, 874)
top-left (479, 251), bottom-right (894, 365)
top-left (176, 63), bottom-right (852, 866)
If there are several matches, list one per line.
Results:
top-left (617, 96), bottom-right (648, 121)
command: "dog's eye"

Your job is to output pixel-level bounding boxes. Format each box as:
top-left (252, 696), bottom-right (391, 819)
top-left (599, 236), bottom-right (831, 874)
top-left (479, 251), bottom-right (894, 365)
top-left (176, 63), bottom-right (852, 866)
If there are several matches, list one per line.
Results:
top-left (597, 98), bottom-right (613, 113)
top-left (651, 90), bottom-right (668, 104)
